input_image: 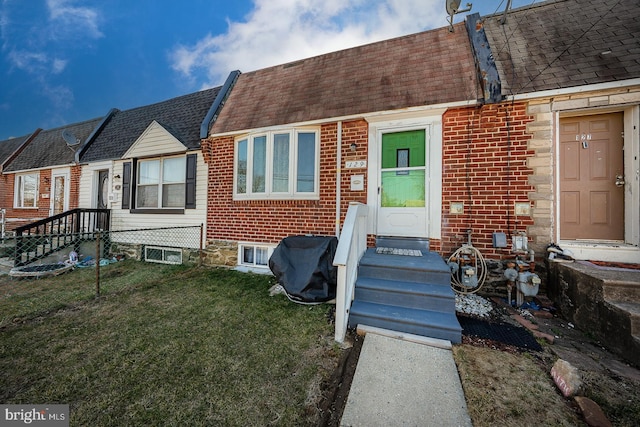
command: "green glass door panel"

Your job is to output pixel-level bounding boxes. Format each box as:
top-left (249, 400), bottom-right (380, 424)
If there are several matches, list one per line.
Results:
top-left (381, 170), bottom-right (425, 207)
top-left (381, 130), bottom-right (425, 168)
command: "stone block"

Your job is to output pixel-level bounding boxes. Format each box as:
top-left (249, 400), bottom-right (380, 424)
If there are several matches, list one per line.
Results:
top-left (609, 91), bottom-right (640, 104)
top-left (574, 396), bottom-right (612, 427)
top-left (553, 98), bottom-right (590, 110)
top-left (551, 359), bottom-right (582, 397)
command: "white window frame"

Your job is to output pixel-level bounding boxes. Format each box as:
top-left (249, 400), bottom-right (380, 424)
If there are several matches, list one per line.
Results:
top-left (14, 172), bottom-right (39, 209)
top-left (233, 128), bottom-right (320, 200)
top-left (135, 155), bottom-right (186, 209)
top-left (237, 243), bottom-right (275, 270)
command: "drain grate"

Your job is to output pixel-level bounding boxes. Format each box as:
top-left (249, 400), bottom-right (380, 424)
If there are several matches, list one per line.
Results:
top-left (375, 247), bottom-right (423, 257)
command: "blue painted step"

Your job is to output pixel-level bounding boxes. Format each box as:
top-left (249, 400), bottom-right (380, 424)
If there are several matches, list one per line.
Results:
top-left (358, 249), bottom-right (451, 286)
top-left (354, 277), bottom-right (455, 313)
top-left (349, 300), bottom-right (462, 344)
top-left (348, 242), bottom-right (461, 344)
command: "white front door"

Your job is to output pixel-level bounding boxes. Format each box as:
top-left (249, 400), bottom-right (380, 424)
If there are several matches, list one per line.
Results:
top-left (50, 169), bottom-right (70, 216)
top-left (377, 129), bottom-right (428, 237)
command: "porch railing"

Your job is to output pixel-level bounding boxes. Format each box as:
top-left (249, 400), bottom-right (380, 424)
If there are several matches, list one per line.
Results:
top-left (333, 202), bottom-right (368, 343)
top-left (14, 208), bottom-right (110, 266)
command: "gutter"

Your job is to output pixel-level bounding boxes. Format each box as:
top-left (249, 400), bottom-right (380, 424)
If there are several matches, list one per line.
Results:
top-left (74, 108), bottom-right (119, 164)
top-left (200, 70), bottom-right (241, 139)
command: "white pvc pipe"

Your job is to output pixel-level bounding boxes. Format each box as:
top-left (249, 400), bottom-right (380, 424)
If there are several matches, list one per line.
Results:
top-left (335, 121), bottom-right (343, 238)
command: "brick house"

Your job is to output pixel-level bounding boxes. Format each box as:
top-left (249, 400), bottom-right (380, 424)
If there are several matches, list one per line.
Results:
top-left (202, 22), bottom-right (484, 270)
top-left (1, 118), bottom-right (108, 232)
top-left (0, 132), bottom-right (37, 234)
top-left (200, 0), bottom-right (639, 271)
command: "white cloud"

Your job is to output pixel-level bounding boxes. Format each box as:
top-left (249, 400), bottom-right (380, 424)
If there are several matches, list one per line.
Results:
top-left (52, 58), bottom-right (68, 74)
top-left (170, 0), bottom-right (445, 87)
top-left (46, 0), bottom-right (103, 40)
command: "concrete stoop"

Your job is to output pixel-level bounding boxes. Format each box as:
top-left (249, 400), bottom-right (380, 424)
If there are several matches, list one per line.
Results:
top-left (548, 260), bottom-right (640, 367)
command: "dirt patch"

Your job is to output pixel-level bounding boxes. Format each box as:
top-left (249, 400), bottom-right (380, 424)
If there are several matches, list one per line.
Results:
top-left (317, 331), bottom-right (363, 427)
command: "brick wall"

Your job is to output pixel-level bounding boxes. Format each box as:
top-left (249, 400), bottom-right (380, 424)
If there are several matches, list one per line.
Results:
top-left (0, 170), bottom-right (52, 231)
top-left (69, 165), bottom-right (81, 210)
top-left (202, 120), bottom-right (369, 246)
top-left (441, 102), bottom-right (535, 259)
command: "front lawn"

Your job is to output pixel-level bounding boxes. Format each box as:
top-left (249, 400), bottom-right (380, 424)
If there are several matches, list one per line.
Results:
top-left (0, 261), bottom-right (340, 425)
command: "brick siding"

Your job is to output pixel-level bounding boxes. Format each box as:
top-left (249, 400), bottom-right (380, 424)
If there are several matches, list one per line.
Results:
top-left (441, 102), bottom-right (535, 259)
top-left (202, 120), bottom-right (369, 246)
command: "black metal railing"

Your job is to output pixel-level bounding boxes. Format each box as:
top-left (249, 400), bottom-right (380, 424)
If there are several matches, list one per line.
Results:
top-left (14, 208), bottom-right (110, 266)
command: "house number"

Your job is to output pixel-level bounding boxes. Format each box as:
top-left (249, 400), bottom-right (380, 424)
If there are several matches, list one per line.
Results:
top-left (345, 160), bottom-right (367, 168)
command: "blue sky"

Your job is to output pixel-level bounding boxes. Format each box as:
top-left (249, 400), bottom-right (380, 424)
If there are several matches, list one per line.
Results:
top-left (0, 0), bottom-right (533, 140)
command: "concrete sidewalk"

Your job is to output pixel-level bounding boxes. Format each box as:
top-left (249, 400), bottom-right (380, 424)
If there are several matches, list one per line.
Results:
top-left (340, 329), bottom-right (472, 427)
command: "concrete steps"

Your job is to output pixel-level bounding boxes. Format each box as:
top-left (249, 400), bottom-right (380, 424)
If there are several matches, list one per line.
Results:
top-left (348, 238), bottom-right (461, 344)
top-left (549, 261), bottom-right (640, 367)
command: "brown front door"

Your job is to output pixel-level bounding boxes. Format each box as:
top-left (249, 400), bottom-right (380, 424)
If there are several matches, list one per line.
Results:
top-left (560, 113), bottom-right (624, 240)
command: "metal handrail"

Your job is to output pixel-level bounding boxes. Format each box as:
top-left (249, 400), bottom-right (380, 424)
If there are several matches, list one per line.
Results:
top-left (333, 202), bottom-right (368, 343)
top-left (14, 208), bottom-right (110, 266)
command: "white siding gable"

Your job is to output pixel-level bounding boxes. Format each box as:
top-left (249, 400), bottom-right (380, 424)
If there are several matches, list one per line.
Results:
top-left (122, 120), bottom-right (187, 159)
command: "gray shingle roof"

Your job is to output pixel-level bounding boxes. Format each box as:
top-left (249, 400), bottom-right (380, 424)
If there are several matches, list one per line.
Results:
top-left (482, 0), bottom-right (640, 95)
top-left (4, 118), bottom-right (103, 172)
top-left (80, 87), bottom-right (221, 162)
top-left (211, 22), bottom-right (478, 134)
top-left (0, 134), bottom-right (30, 166)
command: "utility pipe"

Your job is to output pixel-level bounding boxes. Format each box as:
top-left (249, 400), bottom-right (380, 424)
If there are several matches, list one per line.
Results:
top-left (335, 121), bottom-right (343, 238)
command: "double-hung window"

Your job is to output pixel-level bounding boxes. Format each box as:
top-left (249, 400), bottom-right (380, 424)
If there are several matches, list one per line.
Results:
top-left (235, 129), bottom-right (319, 199)
top-left (136, 156), bottom-right (186, 208)
top-left (121, 153), bottom-right (197, 212)
top-left (14, 173), bottom-right (39, 208)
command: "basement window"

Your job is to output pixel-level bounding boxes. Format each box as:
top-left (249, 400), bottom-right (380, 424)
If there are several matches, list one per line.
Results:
top-left (238, 243), bottom-right (274, 269)
top-left (144, 246), bottom-right (183, 265)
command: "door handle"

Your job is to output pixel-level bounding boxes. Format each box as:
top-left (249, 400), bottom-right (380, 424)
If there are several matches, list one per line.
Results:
top-left (615, 174), bottom-right (625, 187)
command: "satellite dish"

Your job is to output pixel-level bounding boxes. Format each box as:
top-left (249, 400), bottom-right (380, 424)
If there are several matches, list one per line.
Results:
top-left (446, 0), bottom-right (462, 16)
top-left (62, 129), bottom-right (80, 147)
top-left (446, 1), bottom-right (472, 32)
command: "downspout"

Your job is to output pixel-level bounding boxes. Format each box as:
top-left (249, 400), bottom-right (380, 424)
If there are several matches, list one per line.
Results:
top-left (200, 70), bottom-right (241, 139)
top-left (336, 121), bottom-right (343, 238)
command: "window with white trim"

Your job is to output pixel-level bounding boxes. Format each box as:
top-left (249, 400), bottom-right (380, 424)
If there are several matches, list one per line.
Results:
top-left (239, 244), bottom-right (274, 268)
top-left (235, 129), bottom-right (319, 199)
top-left (136, 156), bottom-right (186, 208)
top-left (14, 173), bottom-right (39, 208)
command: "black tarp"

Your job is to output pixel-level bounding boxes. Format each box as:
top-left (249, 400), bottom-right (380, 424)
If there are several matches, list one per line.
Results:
top-left (269, 235), bottom-right (338, 303)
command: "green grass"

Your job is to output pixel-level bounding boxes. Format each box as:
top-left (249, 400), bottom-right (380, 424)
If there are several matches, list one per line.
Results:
top-left (0, 262), bottom-right (340, 426)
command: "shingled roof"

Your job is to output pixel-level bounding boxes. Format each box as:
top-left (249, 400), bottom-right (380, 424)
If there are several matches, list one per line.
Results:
top-left (0, 134), bottom-right (31, 167)
top-left (80, 87), bottom-right (221, 163)
top-left (211, 22), bottom-right (478, 135)
top-left (4, 118), bottom-right (103, 173)
top-left (482, 0), bottom-right (640, 96)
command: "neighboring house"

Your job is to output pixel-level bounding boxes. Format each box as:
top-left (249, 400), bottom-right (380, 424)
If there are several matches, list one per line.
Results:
top-left (76, 78), bottom-right (236, 254)
top-left (1, 118), bottom-right (108, 231)
top-left (0, 131), bottom-right (38, 234)
top-left (203, 22), bottom-right (482, 270)
top-left (479, 0), bottom-right (640, 263)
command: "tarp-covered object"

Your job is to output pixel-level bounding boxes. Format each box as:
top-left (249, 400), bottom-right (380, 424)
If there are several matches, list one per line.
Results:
top-left (269, 235), bottom-right (338, 303)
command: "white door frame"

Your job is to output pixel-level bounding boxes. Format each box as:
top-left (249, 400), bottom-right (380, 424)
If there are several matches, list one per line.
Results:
top-left (50, 168), bottom-right (70, 216)
top-left (366, 113), bottom-right (443, 239)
